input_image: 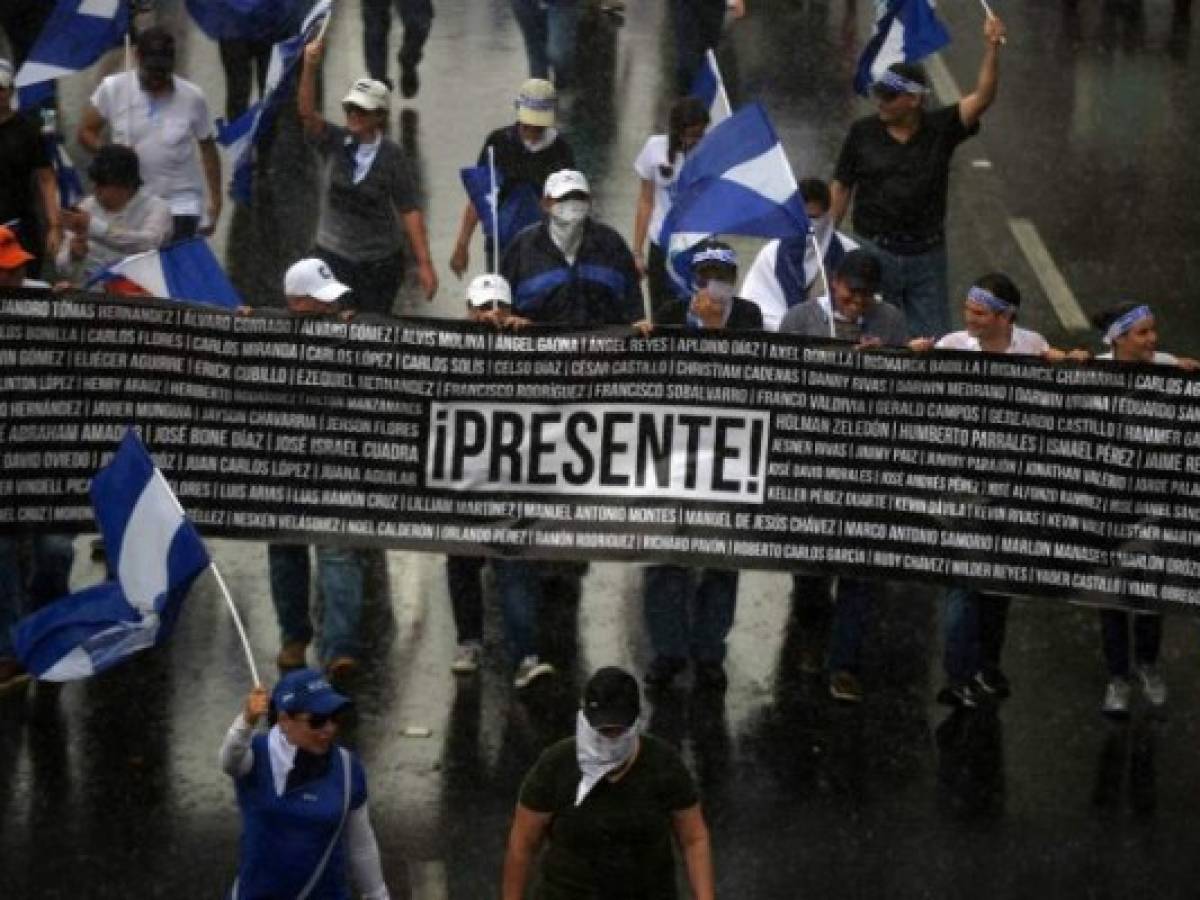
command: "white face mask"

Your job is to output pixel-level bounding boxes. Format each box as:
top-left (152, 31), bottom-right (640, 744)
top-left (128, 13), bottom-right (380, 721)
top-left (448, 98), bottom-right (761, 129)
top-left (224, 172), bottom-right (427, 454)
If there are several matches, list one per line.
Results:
top-left (551, 198), bottom-right (590, 224)
top-left (703, 279), bottom-right (736, 304)
top-left (574, 710), bottom-right (639, 805)
top-left (521, 126), bottom-right (557, 153)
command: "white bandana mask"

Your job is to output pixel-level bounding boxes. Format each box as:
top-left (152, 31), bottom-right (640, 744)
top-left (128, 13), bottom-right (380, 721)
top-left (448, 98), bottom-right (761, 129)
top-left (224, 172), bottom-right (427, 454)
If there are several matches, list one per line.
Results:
top-left (548, 199), bottom-right (589, 262)
top-left (575, 710), bottom-right (638, 806)
top-left (522, 126), bottom-right (558, 153)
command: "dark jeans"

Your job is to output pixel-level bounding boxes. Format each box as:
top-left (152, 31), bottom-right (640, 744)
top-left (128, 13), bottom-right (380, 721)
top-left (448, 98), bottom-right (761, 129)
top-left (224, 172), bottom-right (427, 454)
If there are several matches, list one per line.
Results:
top-left (362, 0), bottom-right (434, 83)
top-left (493, 558), bottom-right (542, 663)
top-left (172, 215), bottom-right (200, 243)
top-left (856, 237), bottom-right (950, 340)
top-left (0, 535), bottom-right (75, 659)
top-left (1100, 609), bottom-right (1162, 678)
top-left (218, 39), bottom-right (272, 121)
top-left (943, 586), bottom-right (1010, 685)
top-left (447, 555), bottom-right (484, 644)
top-left (268, 544), bottom-right (365, 662)
top-left (671, 0), bottom-right (726, 94)
top-left (510, 0), bottom-right (580, 87)
top-left (315, 247), bottom-right (406, 315)
top-left (791, 574), bottom-right (874, 673)
top-left (642, 565), bottom-right (738, 663)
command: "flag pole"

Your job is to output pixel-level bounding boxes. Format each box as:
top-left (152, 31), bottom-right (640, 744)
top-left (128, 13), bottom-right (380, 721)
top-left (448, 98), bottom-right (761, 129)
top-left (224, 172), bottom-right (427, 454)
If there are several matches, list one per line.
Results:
top-left (124, 32), bottom-right (134, 141)
top-left (209, 562), bottom-right (262, 685)
top-left (487, 146), bottom-right (500, 283)
top-left (808, 231), bottom-right (835, 339)
top-left (706, 49), bottom-right (732, 120)
top-left (976, 0), bottom-right (1007, 44)
top-left (315, 4), bottom-right (334, 43)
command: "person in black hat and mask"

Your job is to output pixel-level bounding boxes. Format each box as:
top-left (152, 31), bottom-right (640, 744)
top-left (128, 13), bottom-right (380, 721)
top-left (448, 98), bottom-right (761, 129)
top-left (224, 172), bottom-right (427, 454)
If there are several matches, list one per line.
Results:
top-left (501, 667), bottom-right (715, 900)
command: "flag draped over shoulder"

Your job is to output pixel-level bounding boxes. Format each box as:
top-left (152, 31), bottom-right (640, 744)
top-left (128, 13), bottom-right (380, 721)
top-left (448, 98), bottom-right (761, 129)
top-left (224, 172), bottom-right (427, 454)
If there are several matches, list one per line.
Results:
top-left (88, 238), bottom-right (242, 309)
top-left (854, 0), bottom-right (951, 96)
top-left (216, 0), bottom-right (332, 204)
top-left (459, 165), bottom-right (543, 253)
top-left (12, 430), bottom-right (210, 681)
top-left (689, 49), bottom-right (732, 126)
top-left (658, 102), bottom-right (811, 295)
top-left (15, 0), bottom-right (130, 109)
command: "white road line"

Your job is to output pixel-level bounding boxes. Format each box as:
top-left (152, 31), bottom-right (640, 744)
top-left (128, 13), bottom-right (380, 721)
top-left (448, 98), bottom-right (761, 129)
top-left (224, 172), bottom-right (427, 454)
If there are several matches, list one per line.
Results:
top-left (1008, 218), bottom-right (1092, 333)
top-left (410, 860), bottom-right (449, 900)
top-left (925, 53), bottom-right (963, 104)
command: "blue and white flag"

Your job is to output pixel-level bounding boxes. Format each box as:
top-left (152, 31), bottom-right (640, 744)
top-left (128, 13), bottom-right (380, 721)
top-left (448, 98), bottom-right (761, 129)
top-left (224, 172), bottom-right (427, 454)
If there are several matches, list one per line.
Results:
top-left (15, 0), bottom-right (130, 108)
top-left (690, 49), bottom-right (732, 125)
top-left (12, 430), bottom-right (210, 681)
top-left (186, 0), bottom-right (308, 41)
top-left (658, 102), bottom-right (810, 296)
top-left (854, 0), bottom-right (950, 96)
top-left (88, 238), bottom-right (242, 309)
top-left (217, 0), bottom-right (331, 204)
top-left (460, 165), bottom-right (543, 254)
top-left (48, 136), bottom-right (84, 209)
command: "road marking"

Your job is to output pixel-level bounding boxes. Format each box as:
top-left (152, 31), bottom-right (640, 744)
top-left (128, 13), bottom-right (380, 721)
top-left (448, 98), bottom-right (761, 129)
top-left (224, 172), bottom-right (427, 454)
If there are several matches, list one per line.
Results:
top-left (410, 860), bottom-right (449, 900)
top-left (1008, 218), bottom-right (1092, 333)
top-left (926, 53), bottom-right (963, 104)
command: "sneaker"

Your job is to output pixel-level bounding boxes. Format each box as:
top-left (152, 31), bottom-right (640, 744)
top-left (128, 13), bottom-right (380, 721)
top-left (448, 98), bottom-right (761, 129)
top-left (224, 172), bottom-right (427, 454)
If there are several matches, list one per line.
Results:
top-left (1102, 677), bottom-right (1132, 717)
top-left (937, 682), bottom-right (979, 709)
top-left (693, 661), bottom-right (728, 692)
top-left (400, 65), bottom-right (419, 99)
top-left (1135, 665), bottom-right (1167, 707)
top-left (0, 657), bottom-right (30, 693)
top-left (644, 656), bottom-right (687, 689)
top-left (450, 641), bottom-right (482, 675)
top-left (276, 640), bottom-right (308, 671)
top-left (829, 670), bottom-right (863, 704)
top-left (513, 655), bottom-right (555, 689)
top-left (973, 668), bottom-right (1011, 699)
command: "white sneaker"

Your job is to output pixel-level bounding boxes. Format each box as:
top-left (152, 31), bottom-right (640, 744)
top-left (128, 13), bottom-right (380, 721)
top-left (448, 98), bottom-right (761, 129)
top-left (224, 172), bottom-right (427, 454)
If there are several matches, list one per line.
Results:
top-left (450, 641), bottom-right (482, 675)
top-left (513, 655), bottom-right (555, 689)
top-left (1136, 665), bottom-right (1167, 707)
top-left (1102, 678), bottom-right (1132, 717)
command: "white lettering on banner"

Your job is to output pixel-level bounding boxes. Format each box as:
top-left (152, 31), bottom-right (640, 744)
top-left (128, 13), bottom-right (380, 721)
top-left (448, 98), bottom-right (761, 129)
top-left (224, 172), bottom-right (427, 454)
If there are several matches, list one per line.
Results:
top-left (426, 403), bottom-right (771, 504)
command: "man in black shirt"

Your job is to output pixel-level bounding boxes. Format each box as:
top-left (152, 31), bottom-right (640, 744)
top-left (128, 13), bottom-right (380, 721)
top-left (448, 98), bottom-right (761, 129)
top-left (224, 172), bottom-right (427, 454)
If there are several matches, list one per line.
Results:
top-left (830, 14), bottom-right (1007, 340)
top-left (0, 59), bottom-right (61, 275)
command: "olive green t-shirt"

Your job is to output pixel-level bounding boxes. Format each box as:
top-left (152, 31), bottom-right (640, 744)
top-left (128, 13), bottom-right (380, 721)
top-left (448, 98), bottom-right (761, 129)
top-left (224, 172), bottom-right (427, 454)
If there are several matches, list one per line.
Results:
top-left (519, 734), bottom-right (700, 900)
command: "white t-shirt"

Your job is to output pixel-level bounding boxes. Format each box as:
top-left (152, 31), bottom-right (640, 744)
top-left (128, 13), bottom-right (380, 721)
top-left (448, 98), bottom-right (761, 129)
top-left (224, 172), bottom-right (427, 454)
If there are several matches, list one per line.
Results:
top-left (90, 72), bottom-right (214, 217)
top-left (633, 134), bottom-right (681, 248)
top-left (936, 326), bottom-right (1050, 355)
top-left (1097, 350), bottom-right (1178, 365)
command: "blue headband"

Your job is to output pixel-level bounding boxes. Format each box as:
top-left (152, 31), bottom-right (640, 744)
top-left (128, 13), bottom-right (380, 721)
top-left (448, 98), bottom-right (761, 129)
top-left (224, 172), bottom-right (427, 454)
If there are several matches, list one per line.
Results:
top-left (516, 95), bottom-right (556, 111)
top-left (875, 70), bottom-right (928, 95)
top-left (1103, 304), bottom-right (1153, 346)
top-left (692, 246), bottom-right (737, 268)
top-left (968, 285), bottom-right (1013, 315)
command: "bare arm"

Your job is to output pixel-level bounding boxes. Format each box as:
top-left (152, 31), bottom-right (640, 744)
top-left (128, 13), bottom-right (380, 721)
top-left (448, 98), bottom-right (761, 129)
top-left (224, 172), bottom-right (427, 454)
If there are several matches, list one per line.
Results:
top-left (632, 178), bottom-right (655, 278)
top-left (297, 39), bottom-right (327, 139)
top-left (198, 138), bottom-right (223, 235)
top-left (501, 804), bottom-right (551, 900)
top-left (959, 15), bottom-right (1006, 129)
top-left (402, 209), bottom-right (438, 300)
top-left (673, 804), bottom-right (715, 900)
top-left (36, 167), bottom-right (62, 257)
top-left (77, 104), bottom-right (107, 153)
top-left (449, 201), bottom-right (479, 278)
top-left (829, 179), bottom-right (852, 228)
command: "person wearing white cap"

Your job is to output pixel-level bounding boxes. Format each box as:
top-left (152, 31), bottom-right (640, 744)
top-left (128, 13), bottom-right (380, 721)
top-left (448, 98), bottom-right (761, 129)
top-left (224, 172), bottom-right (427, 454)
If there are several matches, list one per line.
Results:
top-left (0, 57), bottom-right (62, 274)
top-left (510, 0), bottom-right (579, 88)
top-left (449, 79), bottom-right (575, 279)
top-left (500, 168), bottom-right (642, 328)
top-left (298, 37), bottom-right (438, 314)
top-left (267, 258), bottom-right (366, 685)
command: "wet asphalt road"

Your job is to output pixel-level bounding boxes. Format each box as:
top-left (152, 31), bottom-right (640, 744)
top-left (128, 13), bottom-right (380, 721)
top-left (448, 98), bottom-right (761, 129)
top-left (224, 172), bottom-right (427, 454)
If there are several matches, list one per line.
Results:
top-left (4, 0), bottom-right (1200, 897)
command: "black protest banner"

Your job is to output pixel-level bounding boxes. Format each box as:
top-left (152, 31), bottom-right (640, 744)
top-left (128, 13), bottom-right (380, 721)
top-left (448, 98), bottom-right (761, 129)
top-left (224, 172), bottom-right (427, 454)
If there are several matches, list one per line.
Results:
top-left (2, 289), bottom-right (1200, 607)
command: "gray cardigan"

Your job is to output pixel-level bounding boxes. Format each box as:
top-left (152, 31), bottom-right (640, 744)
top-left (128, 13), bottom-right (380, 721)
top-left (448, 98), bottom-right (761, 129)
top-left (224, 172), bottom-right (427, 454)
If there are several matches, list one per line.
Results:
top-left (778, 297), bottom-right (909, 346)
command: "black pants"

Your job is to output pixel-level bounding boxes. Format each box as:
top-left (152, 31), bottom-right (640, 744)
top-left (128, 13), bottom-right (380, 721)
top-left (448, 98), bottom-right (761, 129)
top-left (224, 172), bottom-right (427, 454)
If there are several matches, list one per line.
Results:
top-left (315, 246), bottom-right (405, 315)
top-left (1100, 610), bottom-right (1162, 678)
top-left (218, 39), bottom-right (273, 122)
top-left (447, 555), bottom-right (485, 644)
top-left (671, 0), bottom-right (726, 94)
top-left (361, 0), bottom-right (434, 84)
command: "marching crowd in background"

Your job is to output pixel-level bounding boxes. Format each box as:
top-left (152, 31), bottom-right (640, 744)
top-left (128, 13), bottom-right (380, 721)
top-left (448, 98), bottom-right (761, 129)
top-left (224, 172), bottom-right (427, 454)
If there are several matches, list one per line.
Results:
top-left (2, 1), bottom-right (1197, 896)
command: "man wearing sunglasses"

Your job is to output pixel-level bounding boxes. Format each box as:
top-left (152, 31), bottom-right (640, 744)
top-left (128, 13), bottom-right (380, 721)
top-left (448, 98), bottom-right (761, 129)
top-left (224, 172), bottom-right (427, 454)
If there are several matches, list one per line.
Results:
top-left (829, 14), bottom-right (1007, 343)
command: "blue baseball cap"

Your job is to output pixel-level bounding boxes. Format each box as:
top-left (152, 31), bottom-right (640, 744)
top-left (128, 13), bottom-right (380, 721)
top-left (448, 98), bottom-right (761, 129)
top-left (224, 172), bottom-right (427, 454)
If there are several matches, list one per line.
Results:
top-left (272, 668), bottom-right (351, 716)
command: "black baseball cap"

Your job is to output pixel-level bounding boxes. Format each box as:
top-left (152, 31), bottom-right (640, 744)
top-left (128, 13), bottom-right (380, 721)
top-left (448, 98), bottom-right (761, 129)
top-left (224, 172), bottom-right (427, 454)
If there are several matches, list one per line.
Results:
top-left (583, 667), bottom-right (640, 729)
top-left (836, 249), bottom-right (882, 295)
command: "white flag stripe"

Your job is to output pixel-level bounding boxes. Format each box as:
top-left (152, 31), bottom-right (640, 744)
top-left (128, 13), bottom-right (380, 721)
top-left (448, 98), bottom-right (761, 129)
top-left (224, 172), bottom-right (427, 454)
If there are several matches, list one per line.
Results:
top-left (119, 476), bottom-right (186, 613)
top-left (723, 143), bottom-right (799, 205)
top-left (872, 18), bottom-right (906, 81)
top-left (80, 0), bottom-right (121, 17)
top-left (14, 61), bottom-right (76, 86)
top-left (112, 250), bottom-right (170, 296)
top-left (41, 645), bottom-right (95, 681)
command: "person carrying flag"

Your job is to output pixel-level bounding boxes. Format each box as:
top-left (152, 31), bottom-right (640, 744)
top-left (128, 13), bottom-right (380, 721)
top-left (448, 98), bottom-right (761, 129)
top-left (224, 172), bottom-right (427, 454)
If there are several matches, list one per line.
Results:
top-left (0, 57), bottom-right (61, 274)
top-left (830, 13), bottom-right (1007, 341)
top-left (449, 79), bottom-right (575, 279)
top-left (220, 670), bottom-right (391, 899)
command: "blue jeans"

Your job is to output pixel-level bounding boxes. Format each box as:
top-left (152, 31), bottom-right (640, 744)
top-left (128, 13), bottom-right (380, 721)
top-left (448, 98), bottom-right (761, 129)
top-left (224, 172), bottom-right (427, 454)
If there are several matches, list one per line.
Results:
top-left (1100, 609), bottom-right (1162, 678)
top-left (0, 535), bottom-right (75, 659)
top-left (510, 0), bottom-right (579, 87)
top-left (943, 586), bottom-right (1010, 685)
top-left (671, 0), bottom-right (726, 94)
top-left (493, 558), bottom-right (542, 664)
top-left (857, 238), bottom-right (950, 340)
top-left (361, 0), bottom-right (434, 81)
top-left (642, 565), bottom-right (738, 663)
top-left (792, 574), bottom-right (874, 673)
top-left (268, 544), bottom-right (364, 662)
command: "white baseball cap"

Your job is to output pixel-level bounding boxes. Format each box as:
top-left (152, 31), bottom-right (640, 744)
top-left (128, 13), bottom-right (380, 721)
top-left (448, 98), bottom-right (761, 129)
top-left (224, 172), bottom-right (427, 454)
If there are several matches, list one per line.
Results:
top-left (0, 60), bottom-right (14, 90)
top-left (342, 77), bottom-right (390, 112)
top-left (515, 78), bottom-right (557, 127)
top-left (544, 169), bottom-right (590, 200)
top-left (466, 274), bottom-right (513, 308)
top-left (284, 258), bottom-right (351, 302)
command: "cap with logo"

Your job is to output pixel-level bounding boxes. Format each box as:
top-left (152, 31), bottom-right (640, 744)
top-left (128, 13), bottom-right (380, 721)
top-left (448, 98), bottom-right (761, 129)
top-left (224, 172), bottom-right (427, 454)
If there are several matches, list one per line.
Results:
top-left (466, 273), bottom-right (513, 308)
top-left (544, 169), bottom-right (590, 200)
top-left (343, 77), bottom-right (390, 112)
top-left (582, 666), bottom-right (641, 730)
top-left (272, 668), bottom-right (352, 716)
top-left (515, 78), bottom-right (557, 127)
top-left (0, 227), bottom-right (33, 271)
top-left (284, 258), bottom-right (351, 302)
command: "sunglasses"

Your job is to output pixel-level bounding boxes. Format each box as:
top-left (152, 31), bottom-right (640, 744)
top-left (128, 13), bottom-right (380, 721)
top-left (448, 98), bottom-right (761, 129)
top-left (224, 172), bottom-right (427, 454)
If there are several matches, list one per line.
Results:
top-left (343, 104), bottom-right (370, 116)
top-left (872, 88), bottom-right (901, 102)
top-left (299, 711), bottom-right (338, 729)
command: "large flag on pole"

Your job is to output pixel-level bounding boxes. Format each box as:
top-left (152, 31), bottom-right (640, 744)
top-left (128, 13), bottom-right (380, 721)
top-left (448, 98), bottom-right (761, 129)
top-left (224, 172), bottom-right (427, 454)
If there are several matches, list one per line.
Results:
top-left (854, 0), bottom-right (951, 96)
top-left (12, 430), bottom-right (210, 681)
top-left (689, 49), bottom-right (732, 125)
top-left (216, 0), bottom-right (332, 204)
top-left (658, 102), bottom-right (811, 296)
top-left (459, 165), bottom-right (543, 255)
top-left (15, 0), bottom-right (130, 109)
top-left (87, 238), bottom-right (242, 309)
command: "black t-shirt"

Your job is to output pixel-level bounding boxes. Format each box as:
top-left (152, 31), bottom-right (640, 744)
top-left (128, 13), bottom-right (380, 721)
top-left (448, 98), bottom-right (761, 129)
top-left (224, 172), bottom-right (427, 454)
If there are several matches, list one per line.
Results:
top-left (0, 112), bottom-right (50, 227)
top-left (478, 124), bottom-right (575, 207)
top-left (519, 734), bottom-right (699, 900)
top-left (834, 104), bottom-right (977, 241)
